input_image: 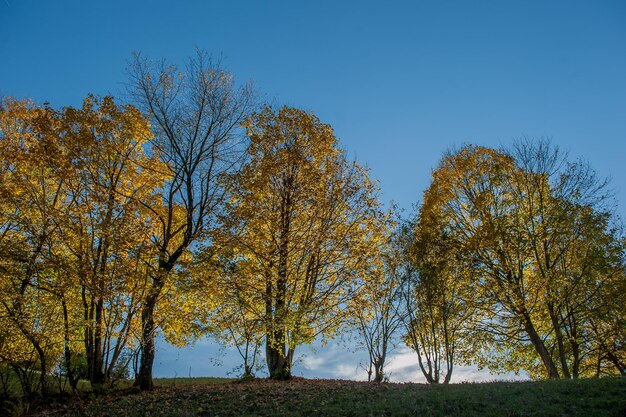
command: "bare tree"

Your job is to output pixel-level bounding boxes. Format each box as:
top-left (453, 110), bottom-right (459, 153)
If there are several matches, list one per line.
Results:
top-left (400, 212), bottom-right (476, 385)
top-left (355, 223), bottom-right (407, 383)
top-left (126, 50), bottom-right (256, 389)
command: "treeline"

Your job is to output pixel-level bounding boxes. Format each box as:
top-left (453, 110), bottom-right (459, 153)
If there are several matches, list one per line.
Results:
top-left (0, 52), bottom-right (624, 399)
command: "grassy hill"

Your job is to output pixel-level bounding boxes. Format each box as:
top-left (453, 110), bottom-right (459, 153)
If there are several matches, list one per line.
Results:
top-left (18, 376), bottom-right (625, 417)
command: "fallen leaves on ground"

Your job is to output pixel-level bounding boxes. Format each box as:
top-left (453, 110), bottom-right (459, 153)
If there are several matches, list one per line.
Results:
top-left (30, 377), bottom-right (626, 417)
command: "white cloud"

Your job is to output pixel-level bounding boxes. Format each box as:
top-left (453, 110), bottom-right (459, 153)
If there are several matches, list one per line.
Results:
top-left (334, 363), bottom-right (366, 380)
top-left (154, 336), bottom-right (528, 383)
top-left (300, 355), bottom-right (326, 370)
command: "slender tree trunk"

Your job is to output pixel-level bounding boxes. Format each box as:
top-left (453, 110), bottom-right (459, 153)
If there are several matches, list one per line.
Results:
top-left (105, 308), bottom-right (134, 381)
top-left (373, 338), bottom-right (388, 383)
top-left (37, 344), bottom-right (47, 398)
top-left (410, 328), bottom-right (435, 384)
top-left (135, 270), bottom-right (166, 390)
top-left (547, 303), bottom-right (571, 378)
top-left (91, 297), bottom-right (106, 384)
top-left (568, 306), bottom-right (580, 378)
top-left (443, 311), bottom-right (453, 385)
top-left (61, 299), bottom-right (79, 391)
top-left (522, 311), bottom-right (560, 379)
top-left (84, 296), bottom-right (106, 386)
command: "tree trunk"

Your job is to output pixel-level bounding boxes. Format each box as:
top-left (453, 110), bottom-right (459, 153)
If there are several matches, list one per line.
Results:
top-left (372, 339), bottom-right (387, 383)
top-left (266, 185), bottom-right (292, 381)
top-left (373, 358), bottom-right (384, 383)
top-left (266, 339), bottom-right (294, 380)
top-left (547, 303), bottom-right (571, 378)
top-left (134, 271), bottom-right (165, 390)
top-left (37, 345), bottom-right (47, 398)
top-left (90, 297), bottom-right (106, 385)
top-left (61, 299), bottom-right (79, 391)
top-left (135, 301), bottom-right (156, 390)
top-left (522, 312), bottom-right (560, 379)
top-left (135, 293), bottom-right (157, 389)
top-left (571, 340), bottom-right (580, 378)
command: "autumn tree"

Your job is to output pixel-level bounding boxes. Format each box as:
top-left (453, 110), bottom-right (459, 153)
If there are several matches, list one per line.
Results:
top-left (212, 106), bottom-right (386, 380)
top-left (506, 139), bottom-right (621, 378)
top-left (126, 51), bottom-right (256, 389)
top-left (353, 218), bottom-right (406, 383)
top-left (0, 96), bottom-right (165, 396)
top-left (399, 209), bottom-right (477, 385)
top-left (417, 141), bottom-right (625, 379)
top-left (0, 98), bottom-right (71, 397)
top-left (421, 144), bottom-right (563, 378)
top-left (56, 96), bottom-right (163, 388)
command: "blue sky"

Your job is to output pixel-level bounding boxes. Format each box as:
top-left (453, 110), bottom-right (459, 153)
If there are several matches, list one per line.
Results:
top-left (2, 0), bottom-right (625, 381)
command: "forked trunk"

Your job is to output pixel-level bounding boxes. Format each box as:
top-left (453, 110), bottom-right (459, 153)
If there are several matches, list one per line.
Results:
top-left (373, 362), bottom-right (384, 383)
top-left (266, 340), bottom-right (294, 380)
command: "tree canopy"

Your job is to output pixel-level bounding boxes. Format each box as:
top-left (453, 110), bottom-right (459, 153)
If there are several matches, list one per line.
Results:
top-left (204, 106), bottom-right (387, 379)
top-left (0, 61), bottom-right (624, 399)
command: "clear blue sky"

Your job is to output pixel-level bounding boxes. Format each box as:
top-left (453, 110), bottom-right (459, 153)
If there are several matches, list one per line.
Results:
top-left (2, 0), bottom-right (625, 380)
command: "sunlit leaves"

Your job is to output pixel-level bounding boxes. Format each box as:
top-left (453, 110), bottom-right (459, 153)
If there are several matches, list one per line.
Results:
top-left (415, 141), bottom-right (625, 379)
top-left (206, 106), bottom-right (387, 378)
top-left (0, 96), bottom-right (165, 393)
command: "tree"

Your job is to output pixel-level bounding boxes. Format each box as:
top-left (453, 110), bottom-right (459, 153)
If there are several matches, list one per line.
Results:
top-left (507, 139), bottom-right (619, 378)
top-left (353, 218), bottom-right (406, 383)
top-left (126, 50), bottom-right (256, 389)
top-left (213, 106), bottom-right (386, 379)
top-left (57, 96), bottom-right (162, 387)
top-left (401, 210), bottom-right (477, 384)
top-left (422, 144), bottom-right (565, 378)
top-left (0, 98), bottom-right (70, 397)
top-left (0, 96), bottom-right (164, 395)
top-left (417, 141), bottom-right (624, 379)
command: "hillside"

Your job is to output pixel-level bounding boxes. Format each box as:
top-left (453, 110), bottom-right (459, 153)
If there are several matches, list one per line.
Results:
top-left (28, 377), bottom-right (626, 417)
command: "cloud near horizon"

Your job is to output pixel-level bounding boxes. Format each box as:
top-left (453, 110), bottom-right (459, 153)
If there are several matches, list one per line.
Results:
top-left (155, 337), bottom-right (526, 383)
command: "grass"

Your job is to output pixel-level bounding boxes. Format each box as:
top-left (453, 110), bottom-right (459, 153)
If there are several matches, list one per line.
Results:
top-left (24, 376), bottom-right (626, 417)
top-left (0, 367), bottom-right (96, 396)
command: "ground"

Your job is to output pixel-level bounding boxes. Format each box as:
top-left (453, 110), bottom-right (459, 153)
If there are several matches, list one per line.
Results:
top-left (15, 376), bottom-right (626, 417)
